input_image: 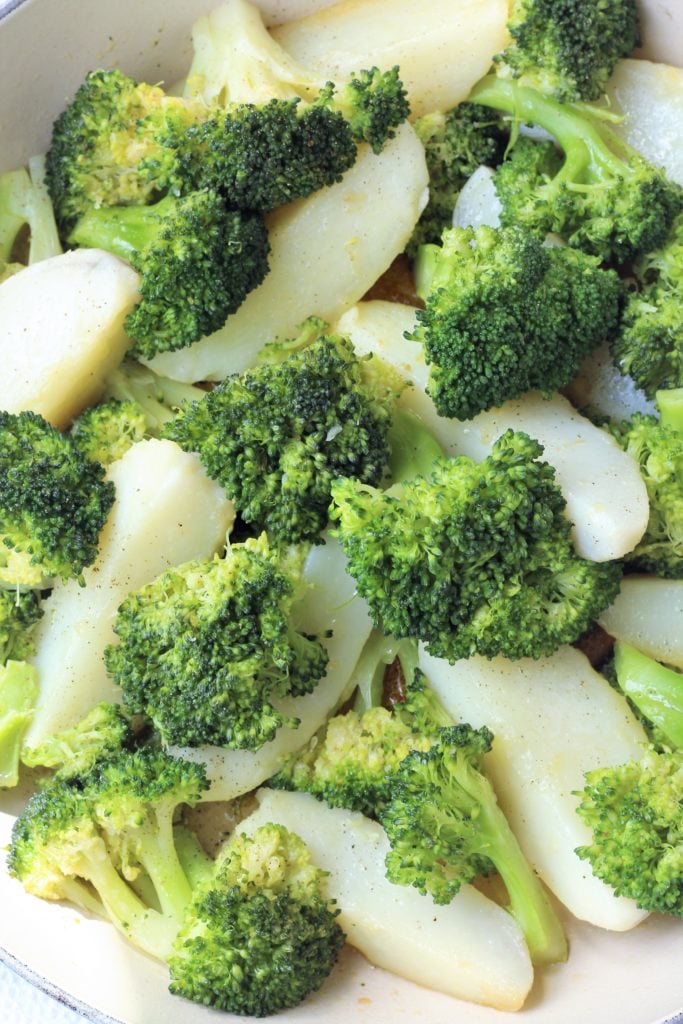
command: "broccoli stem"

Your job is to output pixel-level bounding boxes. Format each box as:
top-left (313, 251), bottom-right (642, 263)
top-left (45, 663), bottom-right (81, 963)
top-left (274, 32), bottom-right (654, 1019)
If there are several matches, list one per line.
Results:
top-left (657, 388), bottom-right (683, 433)
top-left (69, 201), bottom-right (171, 263)
top-left (132, 813), bottom-right (194, 922)
top-left (614, 642), bottom-right (683, 749)
top-left (174, 825), bottom-right (215, 890)
top-left (105, 362), bottom-right (205, 435)
top-left (387, 407), bottom-right (444, 485)
top-left (0, 662), bottom-right (38, 788)
top-left (0, 169), bottom-right (30, 263)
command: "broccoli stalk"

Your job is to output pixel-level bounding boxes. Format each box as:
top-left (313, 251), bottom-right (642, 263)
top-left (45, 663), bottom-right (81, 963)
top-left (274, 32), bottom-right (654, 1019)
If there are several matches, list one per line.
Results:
top-left (8, 748), bottom-right (209, 960)
top-left (0, 589), bottom-right (43, 665)
top-left (657, 388), bottom-right (683, 433)
top-left (613, 642), bottom-right (683, 750)
top-left (168, 823), bottom-right (344, 1015)
top-left (469, 75), bottom-right (683, 262)
top-left (382, 725), bottom-right (568, 965)
top-left (0, 661), bottom-right (39, 788)
top-left (411, 224), bottom-right (624, 420)
top-left (0, 157), bottom-right (62, 273)
top-left (69, 191), bottom-right (270, 359)
top-left (331, 430), bottom-right (622, 662)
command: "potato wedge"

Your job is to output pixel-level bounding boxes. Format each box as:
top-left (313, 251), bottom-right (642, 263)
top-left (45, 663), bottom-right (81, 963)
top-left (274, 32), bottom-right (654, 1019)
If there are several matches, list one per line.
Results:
top-left (273, 0), bottom-right (510, 119)
top-left (0, 249), bottom-right (139, 428)
top-left (145, 124), bottom-right (428, 382)
top-left (599, 577), bottom-right (683, 670)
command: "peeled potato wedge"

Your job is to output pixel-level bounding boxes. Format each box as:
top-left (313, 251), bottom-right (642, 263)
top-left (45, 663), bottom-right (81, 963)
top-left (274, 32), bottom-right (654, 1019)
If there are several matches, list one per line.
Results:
top-left (599, 577), bottom-right (683, 670)
top-left (273, 0), bottom-right (510, 119)
top-left (0, 249), bottom-right (140, 428)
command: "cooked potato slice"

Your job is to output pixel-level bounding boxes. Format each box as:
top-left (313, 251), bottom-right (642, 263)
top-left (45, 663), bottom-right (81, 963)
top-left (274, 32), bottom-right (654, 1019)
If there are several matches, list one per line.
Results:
top-left (0, 249), bottom-right (140, 428)
top-left (273, 0), bottom-right (510, 119)
top-left (599, 577), bottom-right (683, 670)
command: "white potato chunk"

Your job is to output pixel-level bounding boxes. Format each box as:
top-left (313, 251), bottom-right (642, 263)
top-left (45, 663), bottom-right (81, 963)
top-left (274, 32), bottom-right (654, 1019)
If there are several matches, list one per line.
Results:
top-left (174, 538), bottom-right (373, 800)
top-left (23, 440), bottom-right (235, 749)
top-left (606, 59), bottom-right (683, 186)
top-left (599, 577), bottom-right (683, 670)
top-left (338, 300), bottom-right (649, 562)
top-left (240, 789), bottom-right (534, 1011)
top-left (452, 165), bottom-right (502, 229)
top-left (566, 342), bottom-right (657, 423)
top-left (0, 249), bottom-right (139, 428)
top-left (273, 0), bottom-right (510, 120)
top-left (420, 645), bottom-right (650, 931)
top-left (145, 125), bottom-right (428, 382)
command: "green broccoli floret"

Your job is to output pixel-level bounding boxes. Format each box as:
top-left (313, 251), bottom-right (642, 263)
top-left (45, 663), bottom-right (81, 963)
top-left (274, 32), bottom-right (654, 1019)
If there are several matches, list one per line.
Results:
top-left (495, 0), bottom-right (640, 102)
top-left (70, 400), bottom-right (148, 466)
top-left (8, 747), bottom-right (208, 959)
top-left (105, 534), bottom-right (329, 750)
top-left (411, 224), bottom-right (624, 420)
top-left (168, 823), bottom-right (344, 1015)
top-left (613, 213), bottom-right (683, 397)
top-left (613, 642), bottom-right (683, 751)
top-left (270, 665), bottom-right (451, 818)
top-left (22, 703), bottom-right (134, 782)
top-left (45, 69), bottom-right (207, 235)
top-left (0, 589), bottom-right (42, 665)
top-left (68, 190), bottom-right (270, 359)
top-left (184, 0), bottom-right (408, 155)
top-left (468, 76), bottom-right (683, 263)
top-left (0, 410), bottom-right (115, 589)
top-left (0, 157), bottom-right (62, 271)
top-left (331, 430), bottom-right (622, 662)
top-left (575, 746), bottom-right (682, 914)
top-left (608, 413), bottom-right (683, 576)
top-left (165, 318), bottom-right (401, 545)
top-left (0, 661), bottom-right (39, 788)
top-left (381, 725), bottom-right (568, 964)
top-left (408, 103), bottom-right (508, 256)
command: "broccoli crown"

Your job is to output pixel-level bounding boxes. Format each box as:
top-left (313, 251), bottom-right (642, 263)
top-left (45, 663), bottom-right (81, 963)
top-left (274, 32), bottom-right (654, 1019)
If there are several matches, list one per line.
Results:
top-left (331, 430), bottom-right (622, 662)
top-left (22, 702), bottom-right (133, 782)
top-left (409, 103), bottom-right (508, 255)
top-left (469, 77), bottom-right (683, 263)
top-left (0, 660), bottom-right (39, 789)
top-left (0, 589), bottom-right (42, 665)
top-left (105, 534), bottom-right (329, 750)
top-left (576, 746), bottom-right (683, 915)
top-left (613, 642), bottom-right (683, 752)
top-left (179, 99), bottom-right (357, 211)
top-left (71, 399), bottom-right (148, 466)
top-left (609, 413), bottom-right (683, 576)
top-left (411, 224), bottom-right (624, 419)
top-left (166, 319), bottom-right (400, 545)
top-left (613, 214), bottom-right (683, 397)
top-left (168, 823), bottom-right (344, 1016)
top-left (0, 411), bottom-right (115, 588)
top-left (8, 747), bottom-right (207, 958)
top-left (69, 190), bottom-right (270, 359)
top-left (269, 668), bottom-right (450, 818)
top-left (497, 0), bottom-right (640, 102)
top-left (382, 724), bottom-right (567, 963)
top-left (326, 66), bottom-right (410, 153)
top-left (45, 69), bottom-right (205, 234)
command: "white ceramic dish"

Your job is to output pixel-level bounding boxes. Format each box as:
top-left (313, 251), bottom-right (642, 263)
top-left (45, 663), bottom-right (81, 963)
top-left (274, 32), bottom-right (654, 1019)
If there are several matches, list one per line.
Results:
top-left (0, 1), bottom-right (682, 1022)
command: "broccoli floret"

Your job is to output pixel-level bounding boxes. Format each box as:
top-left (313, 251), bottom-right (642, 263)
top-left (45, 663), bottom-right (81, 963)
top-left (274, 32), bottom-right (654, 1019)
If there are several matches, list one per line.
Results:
top-left (0, 661), bottom-right (39, 788)
top-left (168, 823), bottom-right (344, 1015)
top-left (165, 319), bottom-right (401, 545)
top-left (613, 213), bottom-right (683, 397)
top-left (0, 157), bottom-right (62, 271)
top-left (68, 190), bottom-right (270, 359)
top-left (0, 410), bottom-right (114, 589)
top-left (184, 0), bottom-right (408, 155)
top-left (270, 665), bottom-right (451, 818)
top-left (469, 77), bottom-right (683, 263)
top-left (70, 400), bottom-right (148, 466)
top-left (331, 430), bottom-right (622, 662)
top-left (408, 103), bottom-right (508, 256)
top-left (45, 69), bottom-right (206, 234)
top-left (8, 747), bottom-right (208, 958)
top-left (411, 224), bottom-right (624, 420)
top-left (0, 589), bottom-right (42, 665)
top-left (105, 534), bottom-right (329, 750)
top-left (381, 725), bottom-right (568, 964)
top-left (496, 0), bottom-right (640, 102)
top-left (575, 746), bottom-right (682, 915)
top-left (613, 642), bottom-right (683, 751)
top-left (608, 413), bottom-right (683, 576)
top-left (22, 703), bottom-right (134, 782)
